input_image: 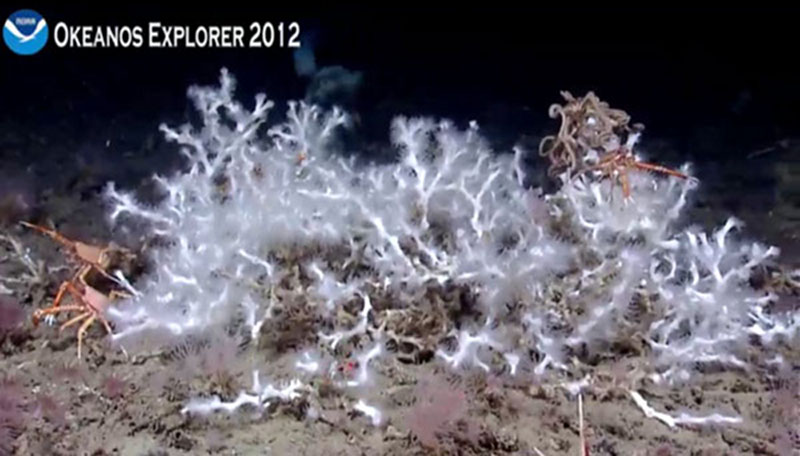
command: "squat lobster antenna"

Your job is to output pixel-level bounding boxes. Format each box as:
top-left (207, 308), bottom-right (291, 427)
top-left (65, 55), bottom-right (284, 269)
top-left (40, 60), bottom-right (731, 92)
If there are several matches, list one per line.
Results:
top-left (20, 221), bottom-right (76, 249)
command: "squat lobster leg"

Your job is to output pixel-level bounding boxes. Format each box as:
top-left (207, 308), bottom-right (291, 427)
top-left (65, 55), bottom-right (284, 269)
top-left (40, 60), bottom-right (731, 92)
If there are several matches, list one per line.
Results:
top-left (43, 264), bottom-right (91, 318)
top-left (620, 170), bottom-right (631, 199)
top-left (32, 279), bottom-right (116, 359)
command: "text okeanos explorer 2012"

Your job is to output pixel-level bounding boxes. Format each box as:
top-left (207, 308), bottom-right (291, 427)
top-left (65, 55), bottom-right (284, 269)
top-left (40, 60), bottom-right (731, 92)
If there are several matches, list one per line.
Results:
top-left (52, 22), bottom-right (301, 49)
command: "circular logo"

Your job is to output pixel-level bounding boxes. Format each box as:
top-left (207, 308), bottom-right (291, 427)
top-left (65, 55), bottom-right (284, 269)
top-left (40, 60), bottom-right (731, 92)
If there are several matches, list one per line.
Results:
top-left (3, 9), bottom-right (48, 55)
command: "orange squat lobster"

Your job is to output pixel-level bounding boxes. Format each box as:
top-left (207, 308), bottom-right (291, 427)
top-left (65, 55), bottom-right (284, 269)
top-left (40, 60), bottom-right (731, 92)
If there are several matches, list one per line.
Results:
top-left (21, 222), bottom-right (135, 359)
top-left (578, 146), bottom-right (692, 198)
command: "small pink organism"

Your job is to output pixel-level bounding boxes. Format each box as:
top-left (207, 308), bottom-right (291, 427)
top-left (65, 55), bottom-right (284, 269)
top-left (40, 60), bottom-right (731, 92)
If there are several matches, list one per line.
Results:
top-left (405, 373), bottom-right (468, 449)
top-left (100, 372), bottom-right (128, 400)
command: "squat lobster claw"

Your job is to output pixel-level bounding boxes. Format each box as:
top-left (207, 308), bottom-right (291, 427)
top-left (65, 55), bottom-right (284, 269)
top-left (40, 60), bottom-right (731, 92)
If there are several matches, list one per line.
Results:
top-left (576, 146), bottom-right (694, 198)
top-left (21, 221), bottom-right (135, 359)
top-left (31, 281), bottom-right (117, 359)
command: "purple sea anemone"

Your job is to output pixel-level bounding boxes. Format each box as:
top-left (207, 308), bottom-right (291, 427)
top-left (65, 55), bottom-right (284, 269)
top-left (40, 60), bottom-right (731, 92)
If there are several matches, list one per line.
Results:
top-left (0, 297), bottom-right (24, 335)
top-left (0, 377), bottom-right (27, 456)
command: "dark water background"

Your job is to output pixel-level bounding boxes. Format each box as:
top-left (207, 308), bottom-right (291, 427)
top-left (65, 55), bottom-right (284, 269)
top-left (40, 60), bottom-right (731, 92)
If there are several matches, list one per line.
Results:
top-left (0, 6), bottom-right (797, 260)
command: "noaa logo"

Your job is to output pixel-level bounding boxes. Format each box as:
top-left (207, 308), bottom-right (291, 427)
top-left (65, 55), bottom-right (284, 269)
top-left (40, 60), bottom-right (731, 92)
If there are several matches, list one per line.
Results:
top-left (4, 9), bottom-right (48, 55)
